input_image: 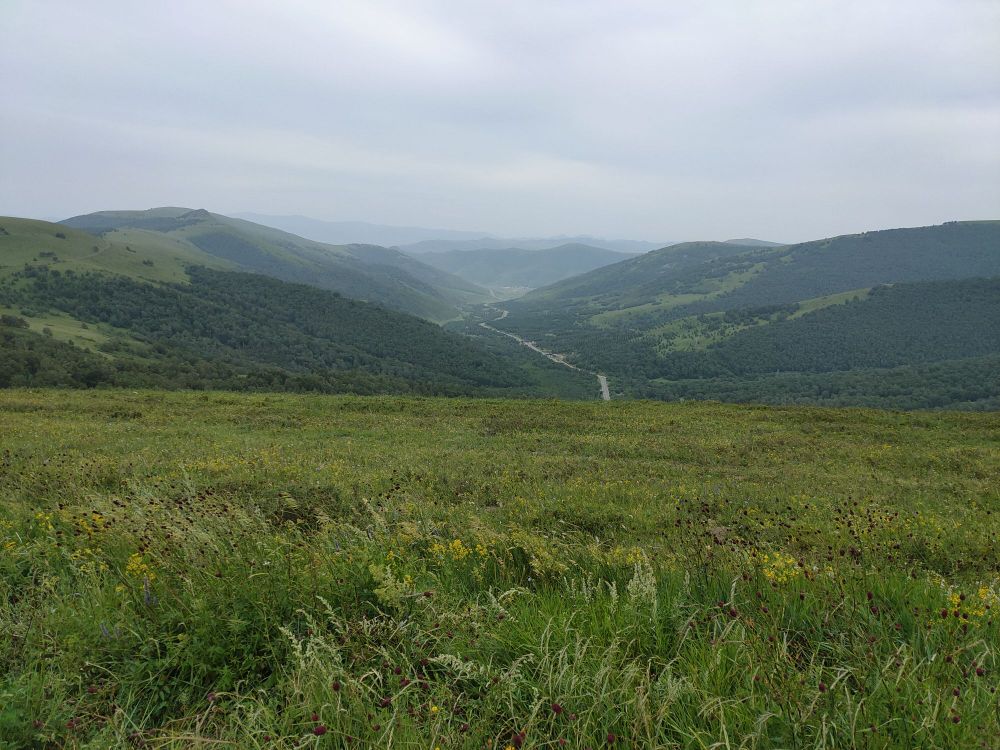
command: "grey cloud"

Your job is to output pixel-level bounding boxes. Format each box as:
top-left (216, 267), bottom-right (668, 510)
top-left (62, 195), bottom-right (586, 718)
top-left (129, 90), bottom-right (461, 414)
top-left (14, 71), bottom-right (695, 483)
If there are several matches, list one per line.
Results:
top-left (2, 0), bottom-right (997, 242)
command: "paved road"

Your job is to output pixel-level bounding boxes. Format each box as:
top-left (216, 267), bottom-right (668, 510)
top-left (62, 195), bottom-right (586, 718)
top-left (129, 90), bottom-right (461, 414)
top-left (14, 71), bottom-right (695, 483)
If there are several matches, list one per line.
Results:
top-left (598, 374), bottom-right (610, 401)
top-left (479, 308), bottom-right (610, 401)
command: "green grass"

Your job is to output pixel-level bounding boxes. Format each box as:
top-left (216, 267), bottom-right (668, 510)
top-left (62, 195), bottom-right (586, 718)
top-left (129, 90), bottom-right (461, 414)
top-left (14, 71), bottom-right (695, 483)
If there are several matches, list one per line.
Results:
top-left (641, 288), bottom-right (876, 353)
top-left (0, 306), bottom-right (117, 352)
top-left (1, 389), bottom-right (998, 748)
top-left (789, 287), bottom-right (872, 319)
top-left (0, 217), bottom-right (234, 285)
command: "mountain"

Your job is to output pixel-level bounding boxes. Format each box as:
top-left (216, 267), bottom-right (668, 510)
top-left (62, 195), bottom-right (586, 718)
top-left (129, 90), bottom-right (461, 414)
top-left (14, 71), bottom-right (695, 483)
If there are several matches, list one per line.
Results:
top-left (483, 221), bottom-right (1000, 409)
top-left (0, 216), bottom-right (596, 398)
top-left (411, 243), bottom-right (638, 292)
top-left (505, 222), bottom-right (1000, 323)
top-left (400, 236), bottom-right (665, 254)
top-left (233, 213), bottom-right (668, 255)
top-left (60, 208), bottom-right (489, 322)
top-left (232, 213), bottom-right (495, 247)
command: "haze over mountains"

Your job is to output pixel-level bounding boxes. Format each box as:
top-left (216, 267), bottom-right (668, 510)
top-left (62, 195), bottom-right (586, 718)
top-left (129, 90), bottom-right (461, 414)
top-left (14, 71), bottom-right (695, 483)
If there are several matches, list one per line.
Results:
top-left (236, 212), bottom-right (665, 255)
top-left (412, 244), bottom-right (638, 292)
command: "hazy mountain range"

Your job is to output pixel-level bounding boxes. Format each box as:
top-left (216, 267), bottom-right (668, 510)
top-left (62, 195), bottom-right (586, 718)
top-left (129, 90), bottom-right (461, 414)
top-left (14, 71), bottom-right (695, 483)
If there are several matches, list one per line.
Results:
top-left (411, 244), bottom-right (639, 291)
top-left (235, 212), bottom-right (666, 254)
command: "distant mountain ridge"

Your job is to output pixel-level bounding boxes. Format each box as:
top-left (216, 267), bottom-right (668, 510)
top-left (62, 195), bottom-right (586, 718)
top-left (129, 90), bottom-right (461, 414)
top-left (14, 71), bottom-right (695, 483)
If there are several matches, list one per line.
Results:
top-left (399, 236), bottom-right (664, 254)
top-left (412, 243), bottom-right (638, 291)
top-left (235, 212), bottom-right (667, 254)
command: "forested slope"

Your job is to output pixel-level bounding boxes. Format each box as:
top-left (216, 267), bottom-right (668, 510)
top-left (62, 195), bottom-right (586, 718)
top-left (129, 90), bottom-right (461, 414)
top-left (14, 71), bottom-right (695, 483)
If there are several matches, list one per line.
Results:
top-left (60, 208), bottom-right (488, 321)
top-left (0, 265), bottom-right (594, 398)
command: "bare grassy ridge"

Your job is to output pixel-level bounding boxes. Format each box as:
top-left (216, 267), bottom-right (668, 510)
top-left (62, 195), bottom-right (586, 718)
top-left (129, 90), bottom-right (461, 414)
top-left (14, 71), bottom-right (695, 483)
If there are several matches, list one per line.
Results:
top-left (1, 390), bottom-right (998, 748)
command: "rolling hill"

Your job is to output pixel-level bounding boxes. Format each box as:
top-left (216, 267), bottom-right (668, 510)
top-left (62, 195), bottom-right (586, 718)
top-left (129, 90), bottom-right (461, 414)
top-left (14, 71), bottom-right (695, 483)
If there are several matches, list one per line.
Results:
top-left (0, 216), bottom-right (595, 398)
top-left (485, 221), bottom-right (1000, 409)
top-left (60, 208), bottom-right (489, 322)
top-left (411, 243), bottom-right (638, 292)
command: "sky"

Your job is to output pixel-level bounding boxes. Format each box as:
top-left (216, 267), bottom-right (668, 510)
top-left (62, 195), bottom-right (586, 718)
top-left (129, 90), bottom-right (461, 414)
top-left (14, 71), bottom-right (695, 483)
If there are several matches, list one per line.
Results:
top-left (2, 0), bottom-right (998, 243)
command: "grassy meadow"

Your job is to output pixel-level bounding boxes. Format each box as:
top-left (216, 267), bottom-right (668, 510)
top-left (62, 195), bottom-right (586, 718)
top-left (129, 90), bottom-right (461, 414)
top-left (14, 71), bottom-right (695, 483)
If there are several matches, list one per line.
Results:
top-left (1, 389), bottom-right (998, 748)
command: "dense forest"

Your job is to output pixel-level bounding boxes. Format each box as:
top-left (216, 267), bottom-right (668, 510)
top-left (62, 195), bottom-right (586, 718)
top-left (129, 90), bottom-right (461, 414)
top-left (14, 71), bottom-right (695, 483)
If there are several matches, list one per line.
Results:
top-left (635, 355), bottom-right (1000, 411)
top-left (0, 266), bottom-right (593, 397)
top-left (623, 278), bottom-right (1000, 380)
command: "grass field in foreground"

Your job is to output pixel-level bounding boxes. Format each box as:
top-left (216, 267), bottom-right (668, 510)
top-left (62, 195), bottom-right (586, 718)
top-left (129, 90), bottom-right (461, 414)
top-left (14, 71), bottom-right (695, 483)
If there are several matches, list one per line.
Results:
top-left (1, 389), bottom-right (998, 748)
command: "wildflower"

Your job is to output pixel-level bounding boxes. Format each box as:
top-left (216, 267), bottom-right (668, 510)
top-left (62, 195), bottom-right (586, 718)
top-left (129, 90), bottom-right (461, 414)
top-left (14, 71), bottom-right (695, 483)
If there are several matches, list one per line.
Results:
top-left (311, 713), bottom-right (319, 722)
top-left (551, 702), bottom-right (564, 714)
top-left (607, 732), bottom-right (617, 744)
top-left (819, 682), bottom-right (827, 693)
top-left (430, 705), bottom-right (439, 714)
top-left (332, 680), bottom-right (341, 691)
top-left (314, 724), bottom-right (327, 735)
top-left (512, 731), bottom-right (526, 748)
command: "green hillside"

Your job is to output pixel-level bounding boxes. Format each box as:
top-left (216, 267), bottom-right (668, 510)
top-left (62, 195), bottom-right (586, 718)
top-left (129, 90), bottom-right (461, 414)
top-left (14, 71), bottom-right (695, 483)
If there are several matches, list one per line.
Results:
top-left (60, 208), bottom-right (489, 321)
top-left (507, 221), bottom-right (999, 326)
top-left (2, 390), bottom-right (998, 747)
top-left (413, 243), bottom-right (637, 292)
top-left (0, 216), bottom-right (236, 284)
top-left (484, 222), bottom-right (1000, 409)
top-left (0, 262), bottom-right (595, 398)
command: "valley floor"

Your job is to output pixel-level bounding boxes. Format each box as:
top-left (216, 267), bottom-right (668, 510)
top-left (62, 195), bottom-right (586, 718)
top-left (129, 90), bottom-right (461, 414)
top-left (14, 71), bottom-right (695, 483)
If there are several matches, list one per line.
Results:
top-left (1, 389), bottom-right (998, 748)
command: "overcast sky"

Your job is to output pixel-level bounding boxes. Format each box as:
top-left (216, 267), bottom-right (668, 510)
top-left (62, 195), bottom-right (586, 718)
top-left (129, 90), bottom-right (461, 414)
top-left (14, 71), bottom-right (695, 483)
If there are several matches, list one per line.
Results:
top-left (2, 1), bottom-right (998, 242)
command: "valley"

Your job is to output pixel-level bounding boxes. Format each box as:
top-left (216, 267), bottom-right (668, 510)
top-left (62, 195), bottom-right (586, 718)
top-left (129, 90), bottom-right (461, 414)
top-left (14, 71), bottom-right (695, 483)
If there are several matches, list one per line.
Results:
top-left (476, 307), bottom-right (611, 401)
top-left (4, 3), bottom-right (997, 748)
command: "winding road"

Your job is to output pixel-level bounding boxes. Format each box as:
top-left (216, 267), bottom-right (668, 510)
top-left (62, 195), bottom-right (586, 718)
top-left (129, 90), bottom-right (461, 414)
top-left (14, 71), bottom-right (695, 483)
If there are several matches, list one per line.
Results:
top-left (479, 308), bottom-right (611, 401)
